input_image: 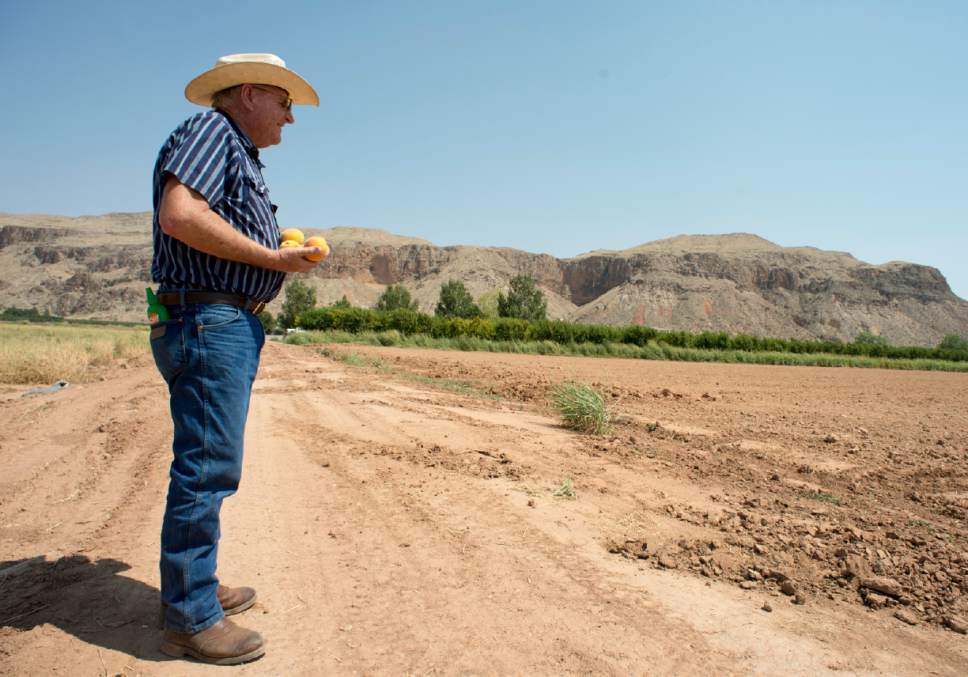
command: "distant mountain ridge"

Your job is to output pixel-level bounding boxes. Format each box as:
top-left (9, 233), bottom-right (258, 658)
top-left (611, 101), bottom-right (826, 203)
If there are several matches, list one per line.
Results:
top-left (1, 211), bottom-right (966, 347)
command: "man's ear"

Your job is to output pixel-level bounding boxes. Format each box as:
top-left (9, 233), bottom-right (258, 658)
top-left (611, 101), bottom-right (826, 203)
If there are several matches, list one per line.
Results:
top-left (238, 84), bottom-right (257, 112)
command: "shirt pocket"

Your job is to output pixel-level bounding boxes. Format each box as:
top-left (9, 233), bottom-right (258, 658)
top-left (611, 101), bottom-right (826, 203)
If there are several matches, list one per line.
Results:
top-left (241, 171), bottom-right (276, 230)
top-left (243, 172), bottom-right (270, 200)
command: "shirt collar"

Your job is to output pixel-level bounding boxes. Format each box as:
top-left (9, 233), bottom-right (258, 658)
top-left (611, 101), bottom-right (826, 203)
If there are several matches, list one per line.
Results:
top-left (215, 108), bottom-right (264, 168)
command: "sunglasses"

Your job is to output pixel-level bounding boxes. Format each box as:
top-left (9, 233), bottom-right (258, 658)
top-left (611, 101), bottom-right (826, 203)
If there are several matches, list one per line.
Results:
top-left (251, 85), bottom-right (292, 111)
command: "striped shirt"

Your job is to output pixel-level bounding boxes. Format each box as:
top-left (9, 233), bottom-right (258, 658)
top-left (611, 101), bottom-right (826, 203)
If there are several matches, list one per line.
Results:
top-left (151, 109), bottom-right (284, 302)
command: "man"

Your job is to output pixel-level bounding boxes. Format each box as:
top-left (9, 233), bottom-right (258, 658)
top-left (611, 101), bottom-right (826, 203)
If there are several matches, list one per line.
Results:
top-left (149, 53), bottom-right (322, 665)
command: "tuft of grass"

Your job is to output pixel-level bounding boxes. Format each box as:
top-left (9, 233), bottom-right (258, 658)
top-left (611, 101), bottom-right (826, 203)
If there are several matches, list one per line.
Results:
top-left (327, 350), bottom-right (368, 367)
top-left (284, 331), bottom-right (315, 345)
top-left (552, 478), bottom-right (576, 499)
top-left (551, 382), bottom-right (611, 434)
top-left (803, 491), bottom-right (843, 506)
top-left (317, 346), bottom-right (367, 366)
top-left (406, 373), bottom-right (497, 399)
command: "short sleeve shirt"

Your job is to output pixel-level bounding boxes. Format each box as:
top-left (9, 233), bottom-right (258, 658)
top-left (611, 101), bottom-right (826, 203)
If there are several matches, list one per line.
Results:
top-left (151, 109), bottom-right (285, 302)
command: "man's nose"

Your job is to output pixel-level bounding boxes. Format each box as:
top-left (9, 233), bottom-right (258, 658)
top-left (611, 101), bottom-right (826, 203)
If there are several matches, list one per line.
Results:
top-left (285, 109), bottom-right (295, 124)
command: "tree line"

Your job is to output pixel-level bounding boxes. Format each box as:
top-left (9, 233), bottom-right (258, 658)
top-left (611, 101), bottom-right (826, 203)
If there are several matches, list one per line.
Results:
top-left (262, 274), bottom-right (548, 332)
top-left (257, 277), bottom-right (968, 363)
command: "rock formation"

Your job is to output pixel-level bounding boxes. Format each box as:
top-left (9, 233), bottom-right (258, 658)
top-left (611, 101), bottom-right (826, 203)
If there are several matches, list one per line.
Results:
top-left (1, 212), bottom-right (965, 346)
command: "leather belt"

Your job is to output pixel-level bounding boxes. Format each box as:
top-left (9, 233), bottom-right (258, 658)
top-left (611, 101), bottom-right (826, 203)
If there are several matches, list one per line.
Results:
top-left (157, 292), bottom-right (267, 315)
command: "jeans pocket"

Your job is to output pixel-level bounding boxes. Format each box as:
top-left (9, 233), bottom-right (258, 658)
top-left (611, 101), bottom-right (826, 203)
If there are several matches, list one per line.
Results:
top-left (256, 316), bottom-right (266, 352)
top-left (150, 319), bottom-right (184, 383)
top-left (196, 304), bottom-right (242, 331)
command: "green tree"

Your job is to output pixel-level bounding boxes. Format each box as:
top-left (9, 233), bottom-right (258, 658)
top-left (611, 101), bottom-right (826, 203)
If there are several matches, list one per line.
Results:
top-left (853, 331), bottom-right (888, 347)
top-left (279, 279), bottom-right (316, 329)
top-left (376, 284), bottom-right (418, 312)
top-left (435, 280), bottom-right (481, 318)
top-left (498, 275), bottom-right (547, 321)
top-left (476, 290), bottom-right (500, 318)
top-left (331, 295), bottom-right (352, 309)
top-left (938, 334), bottom-right (968, 352)
top-left (258, 311), bottom-right (277, 335)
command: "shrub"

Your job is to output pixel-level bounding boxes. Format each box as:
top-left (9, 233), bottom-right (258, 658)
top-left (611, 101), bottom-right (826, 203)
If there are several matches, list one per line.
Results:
top-left (376, 284), bottom-right (418, 311)
top-left (0, 306), bottom-right (62, 323)
top-left (498, 275), bottom-right (547, 321)
top-left (258, 311), bottom-right (277, 334)
top-left (551, 382), bottom-right (611, 434)
top-left (853, 331), bottom-right (888, 347)
top-left (938, 334), bottom-right (968, 352)
top-left (694, 331), bottom-right (730, 350)
top-left (299, 307), bottom-right (371, 333)
top-left (622, 325), bottom-right (658, 346)
top-left (376, 330), bottom-right (401, 346)
top-left (284, 331), bottom-right (314, 345)
top-left (493, 318), bottom-right (529, 341)
top-left (435, 280), bottom-right (481, 318)
top-left (293, 302), bottom-right (967, 364)
top-left (384, 308), bottom-right (432, 335)
top-left (476, 290), bottom-right (501, 318)
top-left (279, 279), bottom-right (316, 329)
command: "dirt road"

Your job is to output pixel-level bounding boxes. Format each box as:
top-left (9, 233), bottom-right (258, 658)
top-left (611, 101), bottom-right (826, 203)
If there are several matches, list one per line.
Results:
top-left (1, 342), bottom-right (966, 675)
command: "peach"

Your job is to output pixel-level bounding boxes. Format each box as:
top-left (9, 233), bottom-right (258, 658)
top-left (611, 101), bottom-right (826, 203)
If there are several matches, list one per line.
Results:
top-left (280, 228), bottom-right (305, 245)
top-left (303, 236), bottom-right (330, 262)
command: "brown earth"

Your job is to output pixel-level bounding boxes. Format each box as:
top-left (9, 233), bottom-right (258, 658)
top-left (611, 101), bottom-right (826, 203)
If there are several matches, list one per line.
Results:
top-left (1, 343), bottom-right (967, 675)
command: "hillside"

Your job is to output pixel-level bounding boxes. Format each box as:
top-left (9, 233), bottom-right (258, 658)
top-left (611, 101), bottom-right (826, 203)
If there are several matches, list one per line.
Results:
top-left (1, 212), bottom-right (966, 346)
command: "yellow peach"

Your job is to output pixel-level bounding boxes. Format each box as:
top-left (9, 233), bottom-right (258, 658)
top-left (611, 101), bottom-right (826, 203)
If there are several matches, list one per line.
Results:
top-left (280, 228), bottom-right (305, 245)
top-left (303, 236), bottom-right (330, 262)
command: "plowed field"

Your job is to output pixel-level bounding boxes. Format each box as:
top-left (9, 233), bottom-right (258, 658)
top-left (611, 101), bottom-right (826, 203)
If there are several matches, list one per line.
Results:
top-left (1, 342), bottom-right (966, 675)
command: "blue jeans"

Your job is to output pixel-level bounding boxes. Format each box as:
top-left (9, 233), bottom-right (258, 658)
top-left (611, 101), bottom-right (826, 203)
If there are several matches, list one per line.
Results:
top-left (150, 301), bottom-right (265, 633)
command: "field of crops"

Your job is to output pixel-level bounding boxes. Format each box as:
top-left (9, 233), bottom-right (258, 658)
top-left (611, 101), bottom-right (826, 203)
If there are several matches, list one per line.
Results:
top-left (0, 321), bottom-right (149, 384)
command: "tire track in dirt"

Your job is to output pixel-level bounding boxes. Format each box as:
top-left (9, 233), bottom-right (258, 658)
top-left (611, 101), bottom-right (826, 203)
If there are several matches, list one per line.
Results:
top-left (0, 368), bottom-right (171, 556)
top-left (0, 362), bottom-right (179, 675)
top-left (246, 381), bottom-right (737, 675)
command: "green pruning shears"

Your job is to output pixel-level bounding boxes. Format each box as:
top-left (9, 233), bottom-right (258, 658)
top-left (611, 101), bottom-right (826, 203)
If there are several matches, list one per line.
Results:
top-left (146, 288), bottom-right (169, 323)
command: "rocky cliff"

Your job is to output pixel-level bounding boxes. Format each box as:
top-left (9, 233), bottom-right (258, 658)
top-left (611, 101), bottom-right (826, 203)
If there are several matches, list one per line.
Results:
top-left (1, 212), bottom-right (966, 346)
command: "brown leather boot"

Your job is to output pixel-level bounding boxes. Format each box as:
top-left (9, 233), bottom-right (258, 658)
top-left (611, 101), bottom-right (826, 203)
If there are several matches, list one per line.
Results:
top-left (217, 584), bottom-right (257, 616)
top-left (160, 617), bottom-right (266, 665)
top-left (159, 584), bottom-right (257, 628)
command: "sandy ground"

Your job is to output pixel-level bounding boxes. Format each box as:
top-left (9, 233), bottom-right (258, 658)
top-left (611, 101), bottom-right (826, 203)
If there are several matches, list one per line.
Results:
top-left (1, 342), bottom-right (966, 676)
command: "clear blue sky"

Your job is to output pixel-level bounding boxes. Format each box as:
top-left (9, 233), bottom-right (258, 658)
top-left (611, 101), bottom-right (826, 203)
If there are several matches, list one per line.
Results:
top-left (2, 0), bottom-right (966, 299)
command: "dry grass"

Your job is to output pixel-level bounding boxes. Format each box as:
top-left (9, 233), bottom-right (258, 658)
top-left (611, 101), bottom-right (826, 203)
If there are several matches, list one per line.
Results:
top-left (0, 322), bottom-right (149, 384)
top-left (551, 382), bottom-right (611, 434)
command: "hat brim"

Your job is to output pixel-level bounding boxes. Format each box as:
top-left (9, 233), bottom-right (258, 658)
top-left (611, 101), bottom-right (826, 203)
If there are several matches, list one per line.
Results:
top-left (185, 62), bottom-right (319, 107)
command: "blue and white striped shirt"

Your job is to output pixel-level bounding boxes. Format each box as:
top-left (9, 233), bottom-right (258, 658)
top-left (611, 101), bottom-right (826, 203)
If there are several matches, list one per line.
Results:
top-left (151, 109), bottom-right (285, 302)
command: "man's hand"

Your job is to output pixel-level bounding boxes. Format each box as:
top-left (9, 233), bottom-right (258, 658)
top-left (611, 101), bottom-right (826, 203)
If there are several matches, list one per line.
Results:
top-left (159, 175), bottom-right (323, 273)
top-left (271, 246), bottom-right (323, 273)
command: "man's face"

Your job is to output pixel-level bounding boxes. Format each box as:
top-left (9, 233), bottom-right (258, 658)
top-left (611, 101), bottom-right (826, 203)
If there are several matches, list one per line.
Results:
top-left (245, 84), bottom-right (294, 148)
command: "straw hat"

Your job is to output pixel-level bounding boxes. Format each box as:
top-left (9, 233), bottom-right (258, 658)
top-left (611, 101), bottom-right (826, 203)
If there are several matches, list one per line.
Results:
top-left (184, 53), bottom-right (319, 107)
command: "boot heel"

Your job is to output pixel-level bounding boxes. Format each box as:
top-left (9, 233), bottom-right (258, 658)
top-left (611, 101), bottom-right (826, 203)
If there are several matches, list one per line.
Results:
top-left (160, 641), bottom-right (187, 658)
